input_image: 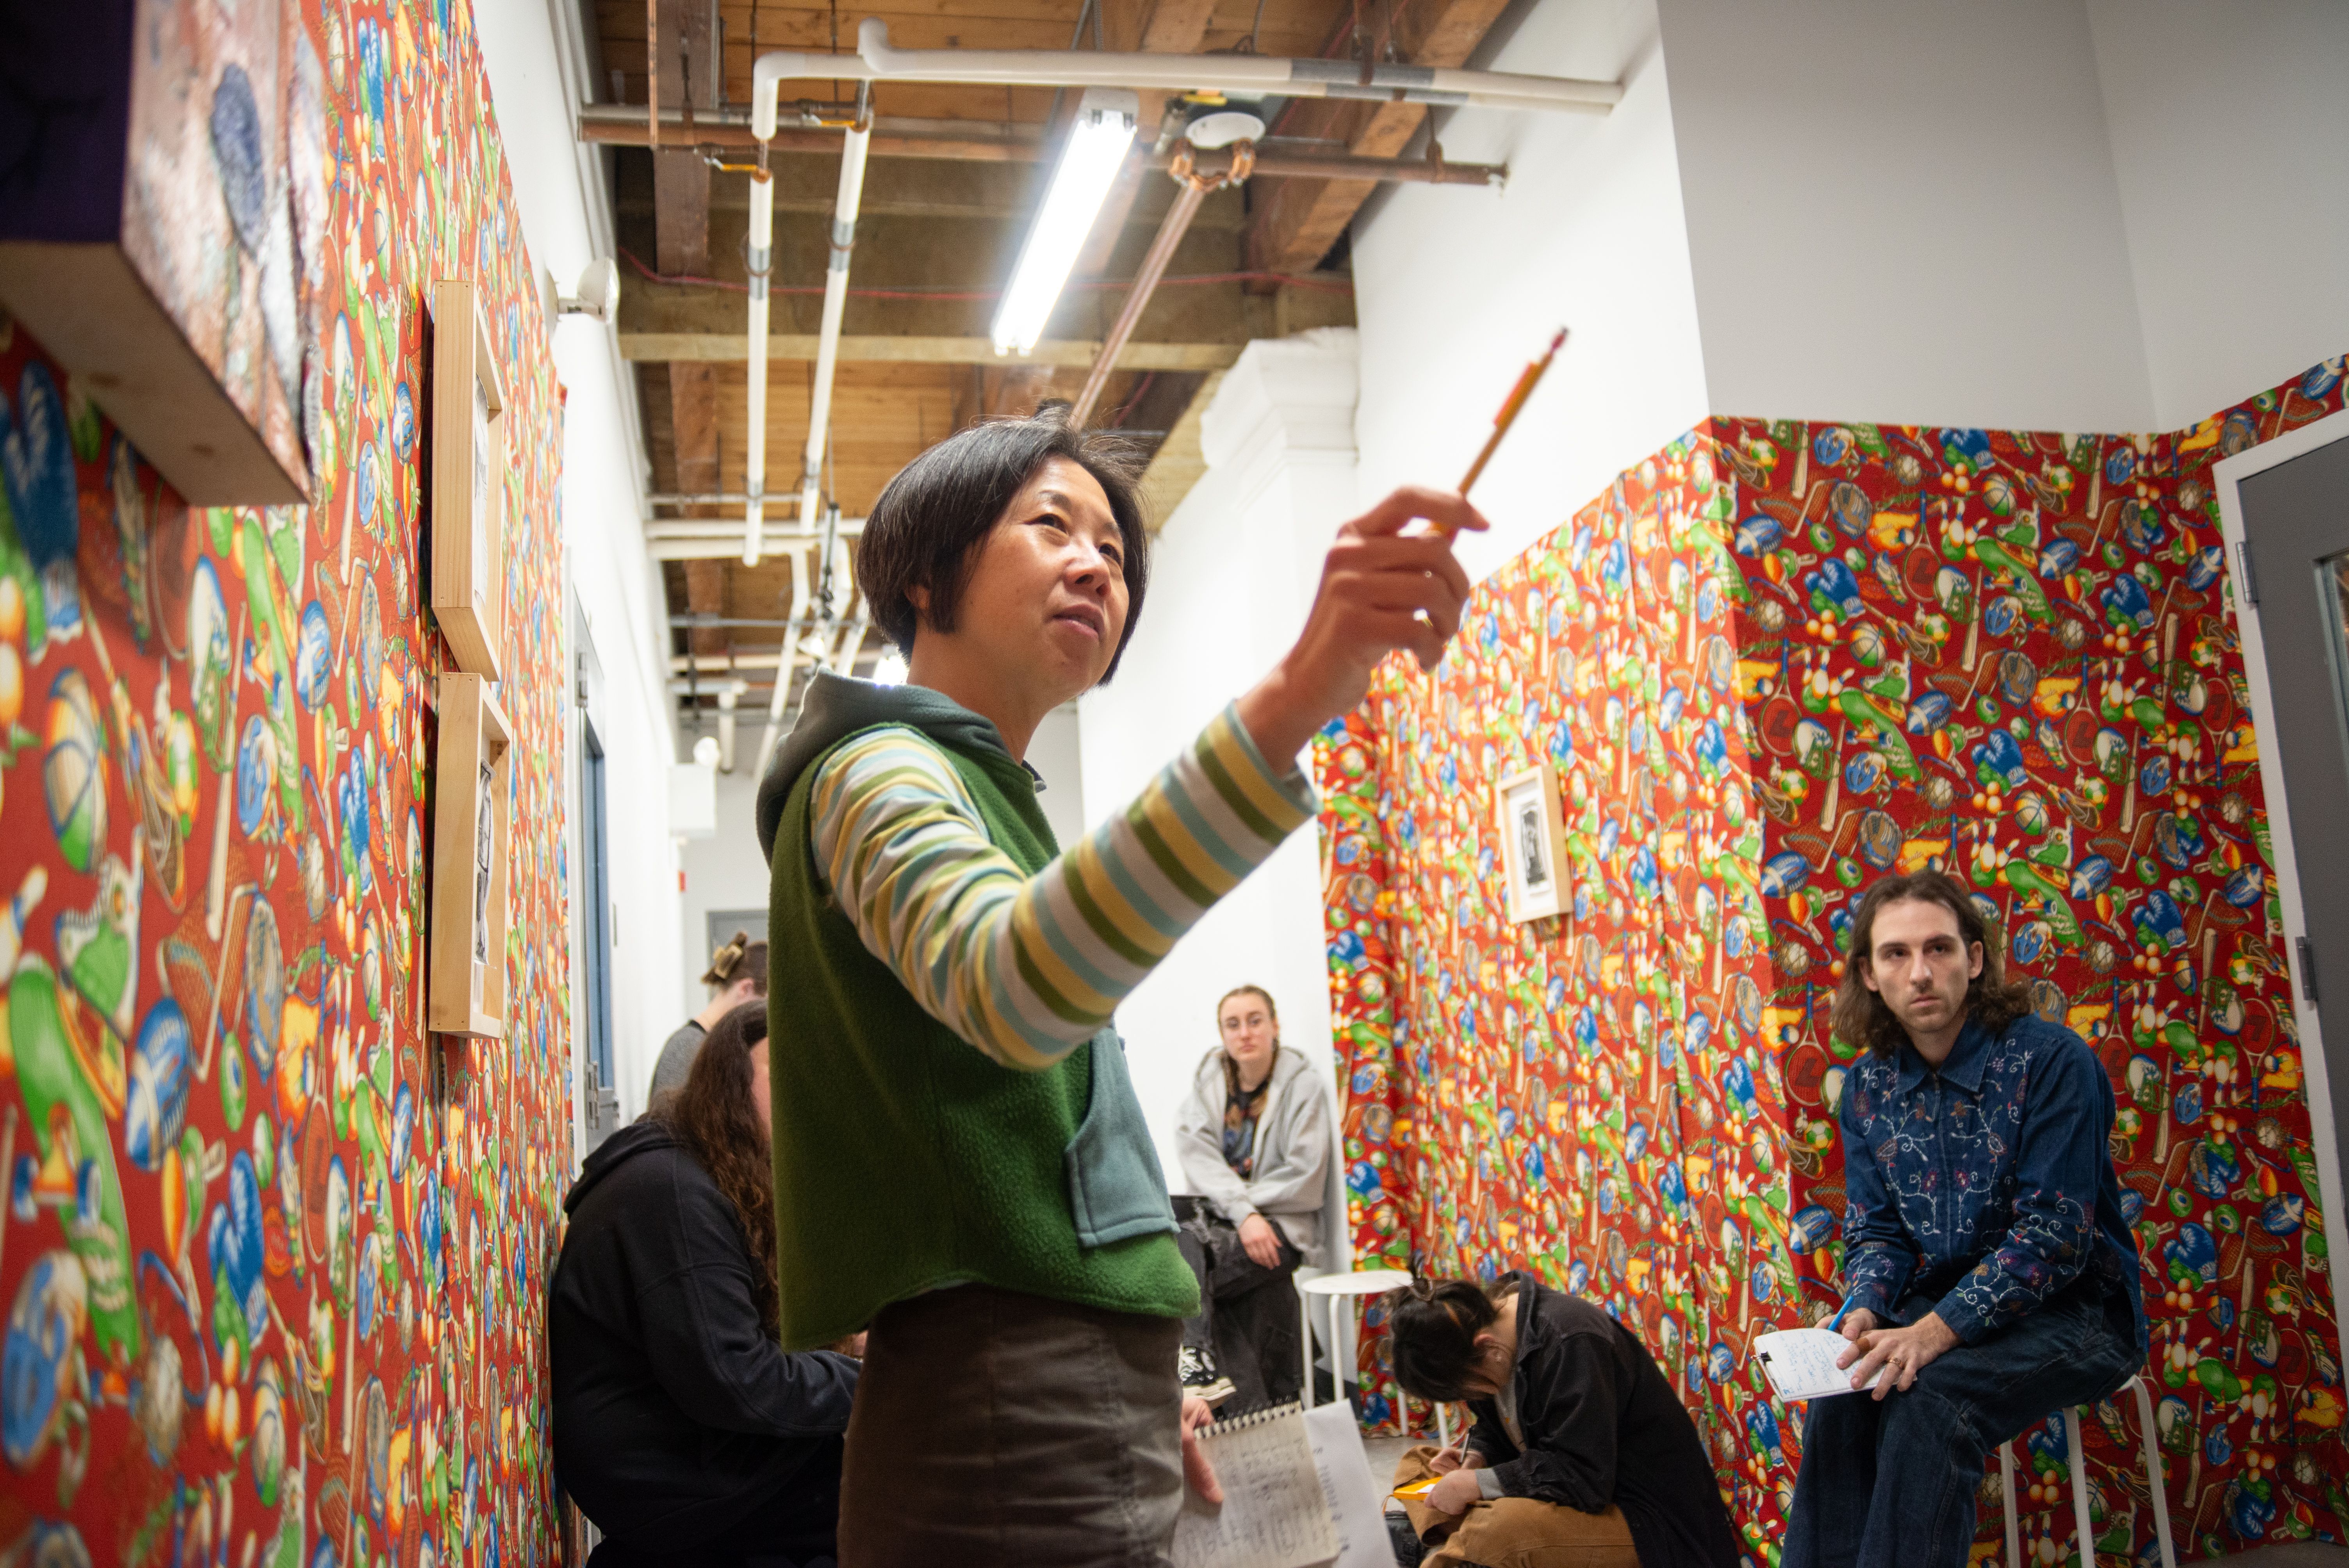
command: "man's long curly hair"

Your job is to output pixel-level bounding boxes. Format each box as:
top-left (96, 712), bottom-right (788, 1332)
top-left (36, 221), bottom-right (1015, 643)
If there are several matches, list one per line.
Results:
top-left (648, 1000), bottom-right (781, 1338)
top-left (1830, 871), bottom-right (2032, 1057)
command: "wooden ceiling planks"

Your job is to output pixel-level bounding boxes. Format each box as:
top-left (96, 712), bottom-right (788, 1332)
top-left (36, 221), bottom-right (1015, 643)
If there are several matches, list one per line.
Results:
top-left (603, 0), bottom-right (1369, 735)
top-left (597, 0), bottom-right (1349, 123)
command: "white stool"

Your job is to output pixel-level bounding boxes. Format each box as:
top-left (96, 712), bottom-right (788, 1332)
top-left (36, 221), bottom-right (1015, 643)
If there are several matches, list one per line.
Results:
top-left (1997, 1374), bottom-right (2174, 1568)
top-left (1298, 1269), bottom-right (1415, 1412)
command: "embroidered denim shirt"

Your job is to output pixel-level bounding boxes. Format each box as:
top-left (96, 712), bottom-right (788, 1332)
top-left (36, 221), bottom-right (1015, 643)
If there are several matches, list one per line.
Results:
top-left (1837, 1012), bottom-right (2146, 1353)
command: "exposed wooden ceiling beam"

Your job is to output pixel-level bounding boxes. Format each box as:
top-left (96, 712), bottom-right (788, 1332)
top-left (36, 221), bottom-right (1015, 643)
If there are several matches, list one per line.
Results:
top-left (653, 0), bottom-right (724, 595)
top-left (1244, 0), bottom-right (1515, 279)
top-left (615, 275), bottom-right (1354, 364)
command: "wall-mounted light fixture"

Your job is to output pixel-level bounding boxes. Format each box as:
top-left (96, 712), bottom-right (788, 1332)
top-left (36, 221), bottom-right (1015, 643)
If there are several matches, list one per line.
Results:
top-left (991, 89), bottom-right (1138, 356)
top-left (557, 257), bottom-right (620, 322)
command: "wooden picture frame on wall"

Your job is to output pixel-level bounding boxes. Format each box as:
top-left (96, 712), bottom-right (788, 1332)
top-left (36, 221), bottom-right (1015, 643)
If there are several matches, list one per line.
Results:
top-left (1495, 763), bottom-right (1569, 924)
top-left (430, 673), bottom-right (510, 1039)
top-left (431, 280), bottom-right (506, 680)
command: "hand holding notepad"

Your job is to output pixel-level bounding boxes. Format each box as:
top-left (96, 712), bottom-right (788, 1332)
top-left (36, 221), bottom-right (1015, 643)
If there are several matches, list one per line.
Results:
top-left (1169, 1402), bottom-right (1397, 1568)
top-left (1750, 1328), bottom-right (1888, 1402)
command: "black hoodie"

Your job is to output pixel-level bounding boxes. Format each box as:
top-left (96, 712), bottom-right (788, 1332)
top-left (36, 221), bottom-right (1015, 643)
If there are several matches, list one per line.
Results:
top-left (1463, 1274), bottom-right (1740, 1568)
top-left (548, 1120), bottom-right (859, 1548)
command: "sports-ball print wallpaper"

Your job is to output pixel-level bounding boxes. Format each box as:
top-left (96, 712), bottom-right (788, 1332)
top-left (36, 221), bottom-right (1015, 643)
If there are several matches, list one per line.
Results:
top-left (0, 1), bottom-right (572, 1563)
top-left (1318, 358), bottom-right (2349, 1563)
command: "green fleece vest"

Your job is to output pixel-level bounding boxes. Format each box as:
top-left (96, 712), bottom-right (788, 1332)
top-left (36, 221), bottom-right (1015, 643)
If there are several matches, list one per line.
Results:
top-left (765, 723), bottom-right (1199, 1351)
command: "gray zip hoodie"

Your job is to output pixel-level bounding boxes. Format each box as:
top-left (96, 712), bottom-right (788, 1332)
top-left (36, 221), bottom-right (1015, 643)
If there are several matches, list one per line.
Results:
top-left (1173, 1044), bottom-right (1334, 1270)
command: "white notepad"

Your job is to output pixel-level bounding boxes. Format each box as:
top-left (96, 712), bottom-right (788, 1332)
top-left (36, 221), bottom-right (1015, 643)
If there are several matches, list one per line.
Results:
top-left (1171, 1403), bottom-right (1343, 1568)
top-left (1751, 1327), bottom-right (1887, 1402)
top-left (1302, 1401), bottom-right (1400, 1568)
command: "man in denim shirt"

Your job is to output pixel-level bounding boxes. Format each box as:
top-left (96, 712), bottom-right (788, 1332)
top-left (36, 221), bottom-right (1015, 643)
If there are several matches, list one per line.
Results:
top-left (1783, 871), bottom-right (2146, 1568)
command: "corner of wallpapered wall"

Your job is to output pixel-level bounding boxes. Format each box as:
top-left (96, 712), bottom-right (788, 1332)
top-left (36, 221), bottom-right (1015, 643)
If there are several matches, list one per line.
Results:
top-left (1320, 358), bottom-right (2349, 1560)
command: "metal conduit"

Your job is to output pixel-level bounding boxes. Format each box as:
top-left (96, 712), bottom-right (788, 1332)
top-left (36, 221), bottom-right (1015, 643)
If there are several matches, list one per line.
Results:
top-left (846, 21), bottom-right (1618, 112)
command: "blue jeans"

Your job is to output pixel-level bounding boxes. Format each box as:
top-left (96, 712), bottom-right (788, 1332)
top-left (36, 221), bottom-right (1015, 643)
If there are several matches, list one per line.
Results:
top-left (1782, 1282), bottom-right (2137, 1568)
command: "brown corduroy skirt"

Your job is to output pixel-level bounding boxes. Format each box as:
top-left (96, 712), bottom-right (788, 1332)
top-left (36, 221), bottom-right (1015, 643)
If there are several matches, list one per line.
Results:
top-left (838, 1283), bottom-right (1185, 1568)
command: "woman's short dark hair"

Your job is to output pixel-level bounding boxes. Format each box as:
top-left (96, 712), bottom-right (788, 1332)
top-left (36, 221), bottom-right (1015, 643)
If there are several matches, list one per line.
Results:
top-left (855, 406), bottom-right (1151, 679)
top-left (648, 1001), bottom-right (781, 1337)
top-left (1386, 1277), bottom-right (1517, 1403)
top-left (1829, 870), bottom-right (2032, 1056)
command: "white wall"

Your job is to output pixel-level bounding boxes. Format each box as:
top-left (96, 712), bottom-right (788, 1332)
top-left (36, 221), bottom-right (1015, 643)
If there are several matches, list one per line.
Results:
top-left (2085, 0), bottom-right (2349, 430)
top-left (475, 0), bottom-right (685, 1144)
top-left (1080, 330), bottom-right (1359, 1199)
top-left (1658, 0), bottom-right (2157, 434)
top-left (676, 764), bottom-right (772, 1030)
top-left (1027, 703), bottom-right (1088, 849)
top-left (1351, 0), bottom-right (1711, 582)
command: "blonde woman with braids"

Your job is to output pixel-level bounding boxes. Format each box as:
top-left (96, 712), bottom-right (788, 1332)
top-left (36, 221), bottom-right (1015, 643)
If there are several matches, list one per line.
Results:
top-left (1171, 984), bottom-right (1335, 1410)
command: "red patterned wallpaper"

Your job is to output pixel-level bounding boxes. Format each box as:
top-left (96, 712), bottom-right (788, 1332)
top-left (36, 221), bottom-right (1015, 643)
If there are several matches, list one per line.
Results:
top-left (0, 2), bottom-right (573, 1562)
top-left (1318, 358), bottom-right (2349, 1563)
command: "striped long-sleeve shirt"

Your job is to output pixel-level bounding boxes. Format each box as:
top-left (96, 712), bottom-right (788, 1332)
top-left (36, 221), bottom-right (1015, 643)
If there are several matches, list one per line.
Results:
top-left (808, 703), bottom-right (1317, 1071)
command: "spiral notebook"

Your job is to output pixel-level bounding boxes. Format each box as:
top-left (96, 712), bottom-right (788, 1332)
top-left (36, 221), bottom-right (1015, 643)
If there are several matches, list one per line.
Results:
top-left (1171, 1400), bottom-right (1391, 1568)
top-left (1751, 1327), bottom-right (1886, 1402)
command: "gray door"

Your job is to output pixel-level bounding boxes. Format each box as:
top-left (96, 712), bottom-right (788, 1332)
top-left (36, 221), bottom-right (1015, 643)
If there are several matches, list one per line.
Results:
top-left (2237, 435), bottom-right (2349, 1202)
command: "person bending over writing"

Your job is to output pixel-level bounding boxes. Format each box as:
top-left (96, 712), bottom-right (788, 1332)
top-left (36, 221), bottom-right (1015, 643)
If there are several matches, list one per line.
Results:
top-left (1173, 983), bottom-right (1334, 1410)
top-left (754, 407), bottom-right (1483, 1568)
top-left (1383, 1274), bottom-right (1738, 1568)
top-left (549, 1002), bottom-right (856, 1567)
top-left (1783, 871), bottom-right (2146, 1568)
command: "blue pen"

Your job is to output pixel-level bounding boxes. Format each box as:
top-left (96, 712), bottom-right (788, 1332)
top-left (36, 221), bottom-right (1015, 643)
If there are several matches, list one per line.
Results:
top-left (1824, 1296), bottom-right (1857, 1333)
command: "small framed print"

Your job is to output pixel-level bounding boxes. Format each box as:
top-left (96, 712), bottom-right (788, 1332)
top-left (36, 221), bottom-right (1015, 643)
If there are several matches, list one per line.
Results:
top-left (430, 673), bottom-right (510, 1039)
top-left (430, 279), bottom-right (506, 680)
top-left (1495, 763), bottom-right (1569, 924)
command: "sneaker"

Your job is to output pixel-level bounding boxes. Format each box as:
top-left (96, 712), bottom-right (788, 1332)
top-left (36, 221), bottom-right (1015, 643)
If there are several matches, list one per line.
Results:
top-left (1178, 1345), bottom-right (1237, 1406)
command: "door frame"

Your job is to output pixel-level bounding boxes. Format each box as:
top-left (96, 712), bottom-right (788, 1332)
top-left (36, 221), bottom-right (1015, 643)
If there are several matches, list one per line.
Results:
top-left (2214, 404), bottom-right (2349, 1317)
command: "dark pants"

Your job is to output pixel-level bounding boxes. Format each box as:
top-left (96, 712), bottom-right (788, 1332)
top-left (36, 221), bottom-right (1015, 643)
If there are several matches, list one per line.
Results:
top-left (1782, 1283), bottom-right (2137, 1568)
top-left (838, 1283), bottom-right (1184, 1568)
top-left (586, 1438), bottom-right (842, 1568)
top-left (1176, 1209), bottom-right (1303, 1412)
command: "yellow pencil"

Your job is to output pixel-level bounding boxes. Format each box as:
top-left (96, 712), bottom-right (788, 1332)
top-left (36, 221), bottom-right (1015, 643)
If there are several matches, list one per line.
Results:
top-left (1453, 326), bottom-right (1568, 506)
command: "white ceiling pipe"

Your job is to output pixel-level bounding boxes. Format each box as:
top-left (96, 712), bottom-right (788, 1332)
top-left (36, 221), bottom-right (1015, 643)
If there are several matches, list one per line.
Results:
top-left (799, 121), bottom-right (873, 534)
top-left (646, 516), bottom-right (867, 540)
top-left (850, 19), bottom-right (1620, 113)
top-left (716, 683), bottom-right (743, 773)
top-left (751, 54), bottom-right (879, 134)
top-left (826, 611), bottom-right (873, 675)
top-left (753, 542), bottom-right (819, 774)
top-left (743, 165), bottom-right (774, 565)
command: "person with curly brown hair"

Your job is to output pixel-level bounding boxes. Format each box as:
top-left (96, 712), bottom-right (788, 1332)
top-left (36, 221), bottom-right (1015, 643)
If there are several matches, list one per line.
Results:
top-left (1783, 870), bottom-right (2144, 1568)
top-left (551, 1001), bottom-right (857, 1567)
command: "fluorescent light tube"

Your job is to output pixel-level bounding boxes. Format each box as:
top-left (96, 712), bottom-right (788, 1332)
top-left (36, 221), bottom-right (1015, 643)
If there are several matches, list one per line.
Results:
top-left (991, 89), bottom-right (1139, 356)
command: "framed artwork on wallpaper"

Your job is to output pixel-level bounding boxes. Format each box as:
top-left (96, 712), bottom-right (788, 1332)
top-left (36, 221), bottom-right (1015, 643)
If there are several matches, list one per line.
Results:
top-left (0, 0), bottom-right (323, 503)
top-left (1495, 763), bottom-right (1568, 924)
top-left (430, 673), bottom-right (510, 1039)
top-left (430, 279), bottom-right (507, 680)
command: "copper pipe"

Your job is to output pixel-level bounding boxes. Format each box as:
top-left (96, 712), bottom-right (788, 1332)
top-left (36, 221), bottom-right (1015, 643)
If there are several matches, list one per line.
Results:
top-left (1070, 178), bottom-right (1207, 426)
